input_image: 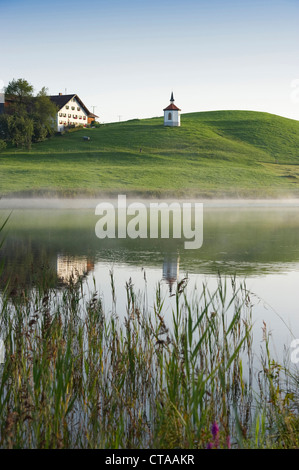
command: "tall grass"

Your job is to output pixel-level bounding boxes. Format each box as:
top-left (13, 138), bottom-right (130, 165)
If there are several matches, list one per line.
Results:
top-left (0, 268), bottom-right (298, 449)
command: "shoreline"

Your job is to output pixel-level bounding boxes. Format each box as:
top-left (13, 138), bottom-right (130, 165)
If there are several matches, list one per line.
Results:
top-left (1, 196), bottom-right (299, 210)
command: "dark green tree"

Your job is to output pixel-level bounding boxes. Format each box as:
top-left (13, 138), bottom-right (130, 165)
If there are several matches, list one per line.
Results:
top-left (4, 79), bottom-right (57, 146)
top-left (0, 115), bottom-right (10, 141)
top-left (0, 139), bottom-right (6, 153)
top-left (5, 78), bottom-right (34, 105)
top-left (32, 87), bottom-right (57, 141)
top-left (5, 78), bottom-right (34, 117)
top-left (8, 115), bottom-right (34, 149)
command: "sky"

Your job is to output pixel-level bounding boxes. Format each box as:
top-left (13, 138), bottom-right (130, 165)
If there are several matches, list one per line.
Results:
top-left (1, 0), bottom-right (299, 123)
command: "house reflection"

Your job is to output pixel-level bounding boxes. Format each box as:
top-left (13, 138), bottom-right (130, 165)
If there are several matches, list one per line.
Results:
top-left (57, 255), bottom-right (94, 285)
top-left (162, 255), bottom-right (180, 294)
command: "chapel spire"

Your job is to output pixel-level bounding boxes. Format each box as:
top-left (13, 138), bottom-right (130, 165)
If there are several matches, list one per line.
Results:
top-left (163, 92), bottom-right (181, 127)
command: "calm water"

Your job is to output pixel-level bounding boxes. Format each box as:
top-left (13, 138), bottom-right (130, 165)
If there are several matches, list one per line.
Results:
top-left (1, 199), bottom-right (299, 366)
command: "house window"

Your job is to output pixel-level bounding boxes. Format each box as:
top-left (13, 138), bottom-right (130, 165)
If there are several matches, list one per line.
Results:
top-left (66, 105), bottom-right (69, 109)
top-left (73, 115), bottom-right (77, 119)
top-left (68, 114), bottom-right (71, 118)
top-left (59, 113), bottom-right (62, 117)
top-left (77, 107), bottom-right (80, 111)
top-left (83, 116), bottom-right (86, 120)
top-left (63, 113), bottom-right (66, 117)
top-left (79, 116), bottom-right (82, 119)
top-left (71, 106), bottom-right (75, 110)
top-left (168, 112), bottom-right (172, 120)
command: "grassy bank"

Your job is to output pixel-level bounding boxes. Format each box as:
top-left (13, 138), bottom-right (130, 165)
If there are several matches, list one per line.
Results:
top-left (1, 111), bottom-right (299, 198)
top-left (0, 272), bottom-right (298, 449)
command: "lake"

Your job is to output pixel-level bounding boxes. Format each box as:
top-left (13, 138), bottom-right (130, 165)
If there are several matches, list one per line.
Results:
top-left (1, 198), bottom-right (299, 368)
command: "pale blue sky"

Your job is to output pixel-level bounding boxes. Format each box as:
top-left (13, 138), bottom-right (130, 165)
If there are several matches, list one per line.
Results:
top-left (1, 0), bottom-right (299, 122)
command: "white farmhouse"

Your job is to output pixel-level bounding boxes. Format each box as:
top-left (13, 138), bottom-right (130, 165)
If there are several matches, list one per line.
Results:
top-left (49, 93), bottom-right (98, 132)
top-left (163, 92), bottom-right (181, 127)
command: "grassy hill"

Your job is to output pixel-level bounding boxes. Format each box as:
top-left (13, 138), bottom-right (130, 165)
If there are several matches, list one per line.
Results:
top-left (1, 110), bottom-right (299, 198)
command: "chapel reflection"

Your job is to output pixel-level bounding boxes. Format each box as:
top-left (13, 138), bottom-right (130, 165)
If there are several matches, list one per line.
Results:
top-left (162, 255), bottom-right (180, 294)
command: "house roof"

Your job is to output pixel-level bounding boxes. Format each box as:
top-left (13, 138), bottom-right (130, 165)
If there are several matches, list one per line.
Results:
top-left (163, 103), bottom-right (181, 111)
top-left (49, 94), bottom-right (98, 118)
top-left (49, 94), bottom-right (75, 109)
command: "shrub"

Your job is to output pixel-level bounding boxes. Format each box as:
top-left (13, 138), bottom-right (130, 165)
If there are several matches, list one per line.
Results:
top-left (64, 124), bottom-right (84, 133)
top-left (0, 115), bottom-right (10, 141)
top-left (32, 118), bottom-right (48, 143)
top-left (8, 115), bottom-right (34, 149)
top-left (0, 139), bottom-right (6, 152)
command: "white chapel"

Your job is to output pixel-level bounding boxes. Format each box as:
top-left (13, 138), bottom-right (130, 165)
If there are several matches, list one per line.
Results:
top-left (163, 92), bottom-right (181, 127)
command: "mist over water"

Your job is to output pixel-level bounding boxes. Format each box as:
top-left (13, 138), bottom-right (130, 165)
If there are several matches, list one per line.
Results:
top-left (2, 197), bottom-right (299, 209)
top-left (1, 197), bottom-right (299, 366)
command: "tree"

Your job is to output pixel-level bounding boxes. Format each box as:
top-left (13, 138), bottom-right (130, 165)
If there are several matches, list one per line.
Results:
top-left (4, 80), bottom-right (57, 147)
top-left (32, 120), bottom-right (48, 143)
top-left (5, 78), bottom-right (34, 108)
top-left (8, 115), bottom-right (34, 150)
top-left (33, 87), bottom-right (57, 141)
top-left (0, 115), bottom-right (10, 141)
top-left (0, 139), bottom-right (6, 153)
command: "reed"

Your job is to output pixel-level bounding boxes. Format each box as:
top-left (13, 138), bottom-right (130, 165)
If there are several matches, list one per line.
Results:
top-left (0, 266), bottom-right (298, 449)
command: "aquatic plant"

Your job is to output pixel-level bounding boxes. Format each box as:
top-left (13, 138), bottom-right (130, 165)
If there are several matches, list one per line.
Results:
top-left (0, 216), bottom-right (298, 449)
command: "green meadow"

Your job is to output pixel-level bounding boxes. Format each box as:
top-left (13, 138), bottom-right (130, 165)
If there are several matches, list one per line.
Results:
top-left (1, 110), bottom-right (299, 197)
